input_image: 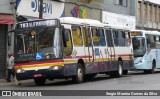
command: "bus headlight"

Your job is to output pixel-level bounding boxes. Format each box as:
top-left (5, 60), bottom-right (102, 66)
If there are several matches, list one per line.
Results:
top-left (140, 58), bottom-right (146, 63)
top-left (49, 66), bottom-right (62, 70)
top-left (16, 69), bottom-right (25, 73)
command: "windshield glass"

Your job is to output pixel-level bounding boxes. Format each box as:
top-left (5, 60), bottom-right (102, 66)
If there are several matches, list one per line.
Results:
top-left (132, 37), bottom-right (146, 57)
top-left (15, 28), bottom-right (63, 62)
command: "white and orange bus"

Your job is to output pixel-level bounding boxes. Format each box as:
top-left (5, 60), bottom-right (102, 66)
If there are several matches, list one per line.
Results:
top-left (14, 17), bottom-right (134, 85)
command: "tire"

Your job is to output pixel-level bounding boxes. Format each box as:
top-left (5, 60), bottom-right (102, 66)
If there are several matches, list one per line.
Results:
top-left (72, 63), bottom-right (84, 83)
top-left (34, 78), bottom-right (46, 86)
top-left (144, 70), bottom-right (149, 74)
top-left (84, 74), bottom-right (96, 81)
top-left (148, 61), bottom-right (156, 74)
top-left (110, 61), bottom-right (123, 78)
top-left (123, 70), bottom-right (128, 75)
top-left (115, 61), bottom-right (123, 77)
top-left (144, 61), bottom-right (156, 74)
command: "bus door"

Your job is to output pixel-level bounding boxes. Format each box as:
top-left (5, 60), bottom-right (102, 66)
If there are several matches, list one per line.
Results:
top-left (105, 29), bottom-right (115, 69)
top-left (81, 26), bottom-right (94, 63)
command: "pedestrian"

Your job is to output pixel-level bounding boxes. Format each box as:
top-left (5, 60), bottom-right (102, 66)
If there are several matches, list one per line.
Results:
top-left (6, 51), bottom-right (15, 82)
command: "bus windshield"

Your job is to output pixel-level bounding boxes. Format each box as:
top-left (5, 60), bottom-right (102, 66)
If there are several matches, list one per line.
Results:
top-left (15, 27), bottom-right (63, 62)
top-left (132, 37), bottom-right (146, 57)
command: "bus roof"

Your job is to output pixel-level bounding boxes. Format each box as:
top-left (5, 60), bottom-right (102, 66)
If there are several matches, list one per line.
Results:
top-left (59, 17), bottom-right (104, 27)
top-left (104, 24), bottom-right (130, 30)
top-left (131, 30), bottom-right (160, 36)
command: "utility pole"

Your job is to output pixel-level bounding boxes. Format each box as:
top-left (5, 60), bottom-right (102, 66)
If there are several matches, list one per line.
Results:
top-left (39, 0), bottom-right (43, 19)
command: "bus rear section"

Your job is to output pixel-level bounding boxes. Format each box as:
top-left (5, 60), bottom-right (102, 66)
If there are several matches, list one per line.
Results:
top-left (131, 30), bottom-right (160, 73)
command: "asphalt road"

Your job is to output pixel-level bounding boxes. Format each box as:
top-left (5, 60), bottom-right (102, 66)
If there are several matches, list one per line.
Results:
top-left (1, 70), bottom-right (160, 99)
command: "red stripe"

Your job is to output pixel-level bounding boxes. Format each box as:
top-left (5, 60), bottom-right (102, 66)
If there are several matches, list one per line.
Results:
top-left (15, 59), bottom-right (64, 66)
top-left (65, 56), bottom-right (93, 59)
top-left (110, 54), bottom-right (134, 57)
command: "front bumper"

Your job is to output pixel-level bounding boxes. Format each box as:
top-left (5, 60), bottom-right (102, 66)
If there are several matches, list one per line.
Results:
top-left (16, 68), bottom-right (65, 80)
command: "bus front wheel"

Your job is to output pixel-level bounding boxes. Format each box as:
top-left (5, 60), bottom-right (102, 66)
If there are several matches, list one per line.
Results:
top-left (72, 63), bottom-right (84, 83)
top-left (34, 78), bottom-right (46, 86)
top-left (149, 61), bottom-right (156, 74)
top-left (123, 70), bottom-right (128, 75)
top-left (144, 61), bottom-right (156, 74)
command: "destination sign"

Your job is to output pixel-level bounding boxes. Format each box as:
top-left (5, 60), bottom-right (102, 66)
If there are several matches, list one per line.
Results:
top-left (131, 32), bottom-right (143, 36)
top-left (17, 19), bottom-right (58, 29)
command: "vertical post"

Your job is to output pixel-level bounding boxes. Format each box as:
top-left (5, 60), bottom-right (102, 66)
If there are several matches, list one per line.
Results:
top-left (156, 5), bottom-right (158, 28)
top-left (11, 0), bottom-right (17, 52)
top-left (39, 0), bottom-right (43, 19)
top-left (141, 0), bottom-right (144, 27)
top-left (146, 1), bottom-right (149, 27)
top-left (151, 4), bottom-right (154, 28)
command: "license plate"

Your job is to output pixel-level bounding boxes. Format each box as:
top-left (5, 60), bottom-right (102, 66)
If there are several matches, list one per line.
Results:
top-left (33, 74), bottom-right (42, 78)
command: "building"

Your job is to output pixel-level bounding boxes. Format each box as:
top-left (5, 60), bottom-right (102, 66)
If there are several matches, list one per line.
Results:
top-left (137, 0), bottom-right (160, 30)
top-left (103, 0), bottom-right (137, 16)
top-left (103, 0), bottom-right (160, 31)
top-left (0, 0), bottom-right (15, 78)
top-left (65, 0), bottom-right (103, 21)
top-left (16, 0), bottom-right (65, 20)
top-left (102, 0), bottom-right (137, 30)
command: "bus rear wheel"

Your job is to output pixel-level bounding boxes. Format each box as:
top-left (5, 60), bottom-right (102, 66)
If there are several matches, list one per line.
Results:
top-left (34, 78), bottom-right (46, 86)
top-left (123, 70), bottom-right (128, 75)
top-left (110, 61), bottom-right (123, 78)
top-left (72, 63), bottom-right (84, 83)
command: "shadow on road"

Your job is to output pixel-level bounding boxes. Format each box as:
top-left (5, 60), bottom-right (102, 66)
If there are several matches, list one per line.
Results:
top-left (19, 70), bottom-right (160, 87)
top-left (20, 74), bottom-right (132, 87)
top-left (128, 70), bottom-right (160, 76)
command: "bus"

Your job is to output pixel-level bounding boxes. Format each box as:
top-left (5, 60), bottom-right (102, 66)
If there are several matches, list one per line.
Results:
top-left (14, 17), bottom-right (134, 85)
top-left (131, 30), bottom-right (160, 73)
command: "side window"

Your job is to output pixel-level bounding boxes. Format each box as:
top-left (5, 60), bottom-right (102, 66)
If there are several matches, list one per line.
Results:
top-left (113, 30), bottom-right (118, 46)
top-left (118, 31), bottom-right (125, 46)
top-left (124, 31), bottom-right (131, 46)
top-left (113, 30), bottom-right (127, 47)
top-left (150, 35), bottom-right (156, 48)
top-left (146, 34), bottom-right (156, 48)
top-left (98, 28), bottom-right (106, 46)
top-left (106, 29), bottom-right (114, 47)
top-left (72, 26), bottom-right (83, 46)
top-left (146, 34), bottom-right (151, 45)
top-left (62, 29), bottom-right (73, 56)
top-left (82, 27), bottom-right (91, 47)
top-left (92, 28), bottom-right (100, 46)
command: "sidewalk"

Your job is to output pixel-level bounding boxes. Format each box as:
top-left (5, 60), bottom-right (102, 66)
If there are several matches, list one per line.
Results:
top-left (0, 78), bottom-right (33, 87)
top-left (0, 78), bottom-right (15, 87)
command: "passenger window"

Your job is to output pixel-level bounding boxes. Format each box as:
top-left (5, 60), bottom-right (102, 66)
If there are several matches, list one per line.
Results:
top-left (91, 28), bottom-right (106, 46)
top-left (113, 30), bottom-right (118, 46)
top-left (113, 30), bottom-right (128, 47)
top-left (125, 31), bottom-right (131, 46)
top-left (118, 31), bottom-right (125, 46)
top-left (72, 26), bottom-right (83, 46)
top-left (92, 28), bottom-right (100, 46)
top-left (106, 29), bottom-right (113, 47)
top-left (82, 27), bottom-right (91, 46)
top-left (62, 29), bottom-right (73, 56)
top-left (98, 28), bottom-right (106, 46)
